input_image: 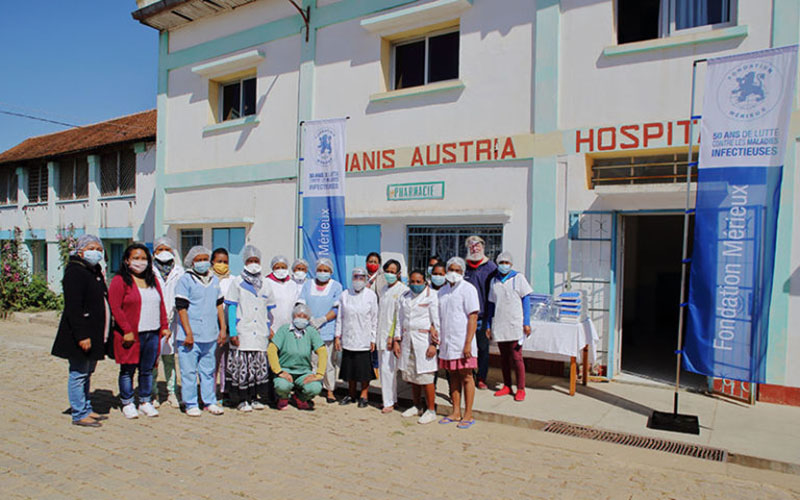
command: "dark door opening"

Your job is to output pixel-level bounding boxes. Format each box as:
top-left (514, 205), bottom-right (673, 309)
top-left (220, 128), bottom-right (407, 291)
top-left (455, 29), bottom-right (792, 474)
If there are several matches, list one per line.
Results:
top-left (620, 214), bottom-right (706, 389)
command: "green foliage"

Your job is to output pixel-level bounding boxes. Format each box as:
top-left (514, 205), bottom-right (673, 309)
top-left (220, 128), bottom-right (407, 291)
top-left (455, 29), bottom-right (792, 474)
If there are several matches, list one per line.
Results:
top-left (0, 227), bottom-right (63, 316)
top-left (56, 224), bottom-right (78, 270)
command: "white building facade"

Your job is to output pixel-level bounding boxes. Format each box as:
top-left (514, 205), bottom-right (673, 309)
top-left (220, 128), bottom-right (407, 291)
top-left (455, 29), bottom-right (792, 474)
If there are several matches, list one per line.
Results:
top-left (133, 0), bottom-right (800, 402)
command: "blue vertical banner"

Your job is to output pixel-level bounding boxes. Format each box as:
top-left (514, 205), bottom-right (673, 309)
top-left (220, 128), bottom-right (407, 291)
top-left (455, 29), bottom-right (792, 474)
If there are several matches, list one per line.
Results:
top-left (685, 46), bottom-right (798, 382)
top-left (301, 118), bottom-right (347, 281)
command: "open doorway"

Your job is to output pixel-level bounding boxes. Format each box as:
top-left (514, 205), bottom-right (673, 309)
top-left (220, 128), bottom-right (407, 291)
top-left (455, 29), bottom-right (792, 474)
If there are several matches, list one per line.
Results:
top-left (620, 214), bottom-right (706, 389)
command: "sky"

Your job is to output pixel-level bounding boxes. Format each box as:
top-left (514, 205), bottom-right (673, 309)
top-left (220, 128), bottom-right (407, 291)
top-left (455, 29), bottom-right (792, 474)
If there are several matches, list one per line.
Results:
top-left (0, 1), bottom-right (158, 152)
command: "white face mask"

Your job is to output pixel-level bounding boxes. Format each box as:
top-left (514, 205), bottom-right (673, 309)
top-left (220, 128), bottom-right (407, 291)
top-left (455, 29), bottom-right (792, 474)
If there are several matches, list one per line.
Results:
top-left (446, 271), bottom-right (463, 284)
top-left (129, 259), bottom-right (148, 274)
top-left (154, 251), bottom-right (174, 263)
top-left (353, 280), bottom-right (366, 292)
top-left (245, 263), bottom-right (262, 275)
top-left (273, 268), bottom-right (289, 280)
top-left (293, 271), bottom-right (307, 282)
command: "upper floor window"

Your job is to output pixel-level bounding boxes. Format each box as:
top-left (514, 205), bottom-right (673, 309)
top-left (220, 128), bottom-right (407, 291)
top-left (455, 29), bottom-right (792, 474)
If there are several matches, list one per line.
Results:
top-left (393, 29), bottom-right (459, 90)
top-left (618, 0), bottom-right (732, 44)
top-left (101, 149), bottom-right (136, 197)
top-left (0, 168), bottom-right (18, 206)
top-left (58, 157), bottom-right (89, 200)
top-left (27, 163), bottom-right (48, 204)
top-left (220, 77), bottom-right (256, 121)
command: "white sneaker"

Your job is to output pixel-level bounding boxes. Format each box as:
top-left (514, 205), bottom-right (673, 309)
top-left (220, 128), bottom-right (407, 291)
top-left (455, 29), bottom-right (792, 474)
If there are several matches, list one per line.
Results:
top-left (121, 403), bottom-right (139, 419)
top-left (251, 401), bottom-right (266, 411)
top-left (167, 394), bottom-right (179, 407)
top-left (401, 406), bottom-right (421, 418)
top-left (186, 407), bottom-right (202, 417)
top-left (152, 399), bottom-right (161, 409)
top-left (138, 402), bottom-right (159, 418)
top-left (418, 410), bottom-right (437, 424)
top-left (237, 402), bottom-right (253, 412)
top-left (206, 404), bottom-right (224, 415)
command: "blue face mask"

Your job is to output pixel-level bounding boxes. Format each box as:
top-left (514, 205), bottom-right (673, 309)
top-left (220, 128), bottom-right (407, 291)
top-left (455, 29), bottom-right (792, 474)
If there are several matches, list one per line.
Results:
top-left (293, 317), bottom-right (309, 330)
top-left (193, 261), bottom-right (211, 274)
top-left (316, 271), bottom-right (331, 283)
top-left (410, 283), bottom-right (426, 294)
top-left (498, 264), bottom-right (512, 275)
top-left (431, 275), bottom-right (446, 287)
top-left (82, 250), bottom-right (103, 266)
top-left (385, 273), bottom-right (398, 285)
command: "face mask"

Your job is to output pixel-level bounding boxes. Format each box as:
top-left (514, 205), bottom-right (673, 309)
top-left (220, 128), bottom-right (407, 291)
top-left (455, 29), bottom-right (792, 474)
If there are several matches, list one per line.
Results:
top-left (446, 271), bottom-right (463, 284)
top-left (154, 251), bottom-right (174, 263)
top-left (366, 263), bottom-right (380, 274)
top-left (353, 280), bottom-right (366, 292)
top-left (316, 271), bottom-right (331, 283)
top-left (431, 275), bottom-right (446, 287)
top-left (129, 260), bottom-right (148, 274)
top-left (193, 261), bottom-right (211, 274)
top-left (245, 263), bottom-right (262, 275)
top-left (427, 266), bottom-right (433, 276)
top-left (293, 317), bottom-right (309, 330)
top-left (213, 263), bottom-right (229, 275)
top-left (273, 268), bottom-right (289, 280)
top-left (384, 273), bottom-right (398, 285)
top-left (83, 250), bottom-right (104, 266)
top-left (293, 271), bottom-right (307, 282)
top-left (498, 264), bottom-right (512, 275)
top-left (410, 283), bottom-right (426, 294)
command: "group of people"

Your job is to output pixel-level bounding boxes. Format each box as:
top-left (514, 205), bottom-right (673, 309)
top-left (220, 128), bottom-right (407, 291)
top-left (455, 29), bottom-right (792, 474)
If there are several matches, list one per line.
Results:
top-left (52, 234), bottom-right (533, 430)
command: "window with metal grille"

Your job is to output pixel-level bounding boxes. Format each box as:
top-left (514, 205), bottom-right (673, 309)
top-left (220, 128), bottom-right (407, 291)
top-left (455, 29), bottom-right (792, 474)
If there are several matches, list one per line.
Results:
top-left (101, 149), bottom-right (136, 197)
top-left (181, 229), bottom-right (204, 259)
top-left (406, 225), bottom-right (503, 273)
top-left (393, 29), bottom-right (459, 90)
top-left (591, 153), bottom-right (696, 188)
top-left (58, 157), bottom-right (89, 200)
top-left (0, 168), bottom-right (17, 205)
top-left (27, 163), bottom-right (48, 203)
top-left (220, 77), bottom-right (256, 122)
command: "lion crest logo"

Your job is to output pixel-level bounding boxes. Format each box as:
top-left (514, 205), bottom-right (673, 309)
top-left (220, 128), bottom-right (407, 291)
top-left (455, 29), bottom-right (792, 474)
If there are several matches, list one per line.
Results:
top-left (717, 60), bottom-right (782, 121)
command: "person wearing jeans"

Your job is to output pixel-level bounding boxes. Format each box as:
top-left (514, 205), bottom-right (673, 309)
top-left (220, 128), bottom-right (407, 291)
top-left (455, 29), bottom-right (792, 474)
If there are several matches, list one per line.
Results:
top-left (68, 358), bottom-right (98, 423)
top-left (109, 243), bottom-right (170, 419)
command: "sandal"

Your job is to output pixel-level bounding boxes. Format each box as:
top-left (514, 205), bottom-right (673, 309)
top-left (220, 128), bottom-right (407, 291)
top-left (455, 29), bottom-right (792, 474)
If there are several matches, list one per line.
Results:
top-left (438, 417), bottom-right (458, 424)
top-left (457, 419), bottom-right (476, 429)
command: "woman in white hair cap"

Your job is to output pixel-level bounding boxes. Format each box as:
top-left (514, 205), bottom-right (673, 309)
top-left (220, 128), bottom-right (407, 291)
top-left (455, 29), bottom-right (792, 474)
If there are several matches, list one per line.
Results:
top-left (150, 236), bottom-right (184, 408)
top-left (266, 255), bottom-right (299, 333)
top-left (291, 258), bottom-right (309, 286)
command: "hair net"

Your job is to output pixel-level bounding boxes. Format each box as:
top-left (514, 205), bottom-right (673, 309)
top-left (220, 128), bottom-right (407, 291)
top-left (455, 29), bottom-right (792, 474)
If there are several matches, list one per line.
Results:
top-left (446, 256), bottom-right (466, 272)
top-left (496, 251), bottom-right (513, 264)
top-left (352, 267), bottom-right (367, 277)
top-left (242, 245), bottom-right (262, 262)
top-left (293, 303), bottom-right (312, 318)
top-left (270, 255), bottom-right (289, 269)
top-left (292, 258), bottom-right (309, 271)
top-left (153, 236), bottom-right (176, 252)
top-left (72, 234), bottom-right (104, 255)
top-left (315, 257), bottom-right (334, 272)
top-left (465, 235), bottom-right (485, 248)
top-left (183, 246), bottom-right (211, 268)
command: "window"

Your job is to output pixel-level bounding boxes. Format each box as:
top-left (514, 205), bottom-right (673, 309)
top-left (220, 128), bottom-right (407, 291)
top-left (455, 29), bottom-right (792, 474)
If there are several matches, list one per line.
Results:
top-left (591, 153), bottom-right (696, 187)
top-left (220, 77), bottom-right (256, 121)
top-left (406, 225), bottom-right (503, 273)
top-left (618, 0), bottom-right (732, 44)
top-left (27, 163), bottom-right (48, 204)
top-left (100, 149), bottom-right (136, 197)
top-left (180, 229), bottom-right (203, 260)
top-left (212, 227), bottom-right (246, 275)
top-left (58, 157), bottom-right (89, 200)
top-left (0, 168), bottom-right (18, 205)
top-left (393, 30), bottom-right (459, 90)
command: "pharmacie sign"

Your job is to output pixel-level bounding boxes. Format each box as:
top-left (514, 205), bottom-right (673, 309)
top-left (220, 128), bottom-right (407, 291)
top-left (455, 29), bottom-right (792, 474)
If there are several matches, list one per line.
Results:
top-left (387, 182), bottom-right (444, 201)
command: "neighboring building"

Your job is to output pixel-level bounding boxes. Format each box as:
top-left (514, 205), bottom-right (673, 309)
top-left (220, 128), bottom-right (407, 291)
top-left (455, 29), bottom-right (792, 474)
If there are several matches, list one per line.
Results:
top-left (132, 0), bottom-right (800, 402)
top-left (0, 110), bottom-right (157, 291)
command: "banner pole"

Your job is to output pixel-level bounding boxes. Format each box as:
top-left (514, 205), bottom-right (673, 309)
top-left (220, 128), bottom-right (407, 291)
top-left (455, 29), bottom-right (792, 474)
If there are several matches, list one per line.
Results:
top-left (295, 121), bottom-right (305, 259)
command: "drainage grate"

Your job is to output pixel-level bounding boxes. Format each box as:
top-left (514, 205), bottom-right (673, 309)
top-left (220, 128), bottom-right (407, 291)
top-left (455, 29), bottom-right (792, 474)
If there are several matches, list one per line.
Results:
top-left (542, 421), bottom-right (728, 462)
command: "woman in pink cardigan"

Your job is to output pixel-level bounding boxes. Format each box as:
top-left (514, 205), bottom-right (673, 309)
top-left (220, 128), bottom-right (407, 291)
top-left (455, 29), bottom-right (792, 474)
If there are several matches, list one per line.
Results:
top-left (109, 243), bottom-right (169, 420)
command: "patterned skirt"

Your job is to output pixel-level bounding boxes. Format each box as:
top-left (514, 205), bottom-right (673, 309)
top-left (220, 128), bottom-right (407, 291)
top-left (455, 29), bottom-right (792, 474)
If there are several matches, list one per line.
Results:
top-left (226, 349), bottom-right (270, 404)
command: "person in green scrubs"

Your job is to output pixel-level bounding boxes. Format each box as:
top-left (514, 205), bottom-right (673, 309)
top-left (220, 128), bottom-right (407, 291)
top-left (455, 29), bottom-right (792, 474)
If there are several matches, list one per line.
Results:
top-left (268, 303), bottom-right (328, 410)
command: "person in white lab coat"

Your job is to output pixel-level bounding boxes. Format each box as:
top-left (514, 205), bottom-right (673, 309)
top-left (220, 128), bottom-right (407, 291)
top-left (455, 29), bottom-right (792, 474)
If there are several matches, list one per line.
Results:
top-left (150, 236), bottom-right (184, 408)
top-left (486, 251), bottom-right (533, 402)
top-left (375, 259), bottom-right (408, 413)
top-left (335, 267), bottom-right (378, 408)
top-left (266, 255), bottom-right (299, 334)
top-left (394, 269), bottom-right (440, 424)
top-left (291, 258), bottom-right (309, 287)
top-left (437, 257), bottom-right (480, 429)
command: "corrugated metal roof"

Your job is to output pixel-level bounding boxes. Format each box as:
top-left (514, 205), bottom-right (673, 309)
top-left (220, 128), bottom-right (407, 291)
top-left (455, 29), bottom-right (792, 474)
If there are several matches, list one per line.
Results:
top-left (0, 109), bottom-right (156, 165)
top-left (131, 0), bottom-right (258, 30)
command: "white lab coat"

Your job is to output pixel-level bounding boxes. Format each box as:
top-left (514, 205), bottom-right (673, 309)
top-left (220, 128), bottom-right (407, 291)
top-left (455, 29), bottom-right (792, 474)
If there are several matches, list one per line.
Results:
top-left (335, 287), bottom-right (378, 351)
top-left (225, 276), bottom-right (276, 352)
top-left (437, 280), bottom-right (480, 360)
top-left (488, 272), bottom-right (533, 342)
top-left (397, 285), bottom-right (440, 374)
top-left (376, 282), bottom-right (408, 351)
top-left (268, 277), bottom-right (299, 333)
top-left (154, 260), bottom-right (184, 355)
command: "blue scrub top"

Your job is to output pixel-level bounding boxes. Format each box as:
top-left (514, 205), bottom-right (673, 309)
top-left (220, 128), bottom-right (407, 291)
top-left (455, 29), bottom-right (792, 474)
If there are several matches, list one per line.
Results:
top-left (175, 273), bottom-right (222, 343)
top-left (299, 279), bottom-right (343, 342)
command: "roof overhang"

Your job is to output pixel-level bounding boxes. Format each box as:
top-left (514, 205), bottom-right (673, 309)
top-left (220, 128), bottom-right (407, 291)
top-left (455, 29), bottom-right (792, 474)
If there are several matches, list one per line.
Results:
top-left (131, 0), bottom-right (258, 30)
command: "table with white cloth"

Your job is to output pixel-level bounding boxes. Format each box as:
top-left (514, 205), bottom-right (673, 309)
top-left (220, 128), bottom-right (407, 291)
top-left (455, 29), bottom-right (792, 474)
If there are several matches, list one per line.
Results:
top-left (490, 318), bottom-right (599, 396)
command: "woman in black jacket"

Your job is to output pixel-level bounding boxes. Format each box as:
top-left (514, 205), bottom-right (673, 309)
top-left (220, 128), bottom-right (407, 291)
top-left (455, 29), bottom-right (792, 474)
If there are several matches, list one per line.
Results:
top-left (51, 234), bottom-right (110, 427)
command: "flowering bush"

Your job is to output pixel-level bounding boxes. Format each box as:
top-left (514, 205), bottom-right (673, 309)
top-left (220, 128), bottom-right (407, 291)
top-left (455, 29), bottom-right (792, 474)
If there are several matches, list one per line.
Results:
top-left (56, 224), bottom-right (77, 270)
top-left (0, 227), bottom-right (63, 317)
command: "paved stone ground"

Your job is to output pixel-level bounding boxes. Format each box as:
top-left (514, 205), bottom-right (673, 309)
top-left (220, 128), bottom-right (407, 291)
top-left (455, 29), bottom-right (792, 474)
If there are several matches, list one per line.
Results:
top-left (2, 320), bottom-right (800, 499)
